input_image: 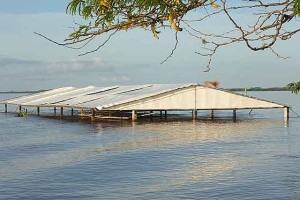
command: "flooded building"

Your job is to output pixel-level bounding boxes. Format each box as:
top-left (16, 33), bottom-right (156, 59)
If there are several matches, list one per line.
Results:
top-left (0, 83), bottom-right (289, 121)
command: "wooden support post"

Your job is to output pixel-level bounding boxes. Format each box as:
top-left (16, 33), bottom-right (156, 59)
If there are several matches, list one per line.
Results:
top-left (71, 108), bottom-right (74, 117)
top-left (164, 111), bottom-right (167, 120)
top-left (91, 109), bottom-right (96, 121)
top-left (54, 107), bottom-right (57, 115)
top-left (37, 107), bottom-right (40, 116)
top-left (160, 111), bottom-right (163, 120)
top-left (60, 107), bottom-right (64, 119)
top-left (150, 111), bottom-right (153, 121)
top-left (19, 105), bottom-right (22, 112)
top-left (284, 107), bottom-right (289, 120)
top-left (233, 109), bottom-right (237, 122)
top-left (211, 110), bottom-right (214, 120)
top-left (80, 108), bottom-right (84, 115)
top-left (192, 110), bottom-right (197, 120)
top-left (109, 111), bottom-right (112, 117)
top-left (132, 110), bottom-right (137, 121)
top-left (5, 104), bottom-right (7, 113)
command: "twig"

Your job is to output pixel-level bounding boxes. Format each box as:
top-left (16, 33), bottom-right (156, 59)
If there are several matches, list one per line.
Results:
top-left (160, 31), bottom-right (179, 65)
top-left (78, 30), bottom-right (118, 56)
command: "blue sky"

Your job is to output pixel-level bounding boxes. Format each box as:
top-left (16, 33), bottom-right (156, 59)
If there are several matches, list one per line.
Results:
top-left (0, 1), bottom-right (299, 91)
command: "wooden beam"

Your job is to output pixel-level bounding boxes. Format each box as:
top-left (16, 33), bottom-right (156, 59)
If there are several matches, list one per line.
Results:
top-left (5, 104), bottom-right (7, 113)
top-left (192, 110), bottom-right (197, 120)
top-left (164, 110), bottom-right (167, 120)
top-left (91, 109), bottom-right (96, 121)
top-left (60, 107), bottom-right (64, 119)
top-left (132, 110), bottom-right (137, 121)
top-left (211, 110), bottom-right (214, 120)
top-left (284, 107), bottom-right (289, 120)
top-left (233, 109), bottom-right (237, 122)
top-left (37, 107), bottom-right (40, 116)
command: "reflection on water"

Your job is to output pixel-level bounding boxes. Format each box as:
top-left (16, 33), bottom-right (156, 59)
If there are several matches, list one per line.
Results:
top-left (132, 156), bottom-right (241, 195)
top-left (0, 119), bottom-right (287, 183)
top-left (92, 119), bottom-right (283, 153)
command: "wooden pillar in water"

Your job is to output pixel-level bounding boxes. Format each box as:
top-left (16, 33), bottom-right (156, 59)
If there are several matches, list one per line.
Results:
top-left (164, 110), bottom-right (167, 120)
top-left (60, 107), bottom-right (64, 119)
top-left (19, 105), bottom-right (22, 112)
top-left (54, 107), bottom-right (57, 115)
top-left (284, 107), bottom-right (289, 120)
top-left (233, 109), bottom-right (237, 122)
top-left (160, 111), bottom-right (163, 120)
top-left (132, 110), bottom-right (137, 121)
top-left (91, 109), bottom-right (96, 121)
top-left (150, 111), bottom-right (153, 121)
top-left (192, 110), bottom-right (197, 120)
top-left (71, 108), bottom-right (74, 117)
top-left (37, 107), bottom-right (40, 116)
top-left (211, 110), bottom-right (214, 120)
top-left (5, 104), bottom-right (7, 113)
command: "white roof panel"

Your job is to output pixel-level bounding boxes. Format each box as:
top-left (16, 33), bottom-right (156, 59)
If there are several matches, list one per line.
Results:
top-left (2, 83), bottom-right (286, 110)
top-left (31, 86), bottom-right (119, 106)
top-left (24, 86), bottom-right (96, 106)
top-left (93, 84), bottom-right (195, 109)
top-left (5, 87), bottom-right (75, 105)
top-left (59, 85), bottom-right (153, 107)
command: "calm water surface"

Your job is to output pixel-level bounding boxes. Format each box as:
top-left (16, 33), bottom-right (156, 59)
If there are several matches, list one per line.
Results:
top-left (0, 92), bottom-right (299, 200)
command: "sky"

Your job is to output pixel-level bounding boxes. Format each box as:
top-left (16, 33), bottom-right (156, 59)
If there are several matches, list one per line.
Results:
top-left (0, 1), bottom-right (299, 91)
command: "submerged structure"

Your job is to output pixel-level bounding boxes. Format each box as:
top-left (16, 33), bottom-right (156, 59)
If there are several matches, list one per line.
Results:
top-left (0, 83), bottom-right (289, 121)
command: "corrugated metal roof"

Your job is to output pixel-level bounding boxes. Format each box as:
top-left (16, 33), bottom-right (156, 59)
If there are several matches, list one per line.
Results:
top-left (1, 83), bottom-right (286, 110)
top-left (1, 84), bottom-right (195, 108)
top-left (79, 84), bottom-right (192, 109)
top-left (4, 87), bottom-right (76, 105)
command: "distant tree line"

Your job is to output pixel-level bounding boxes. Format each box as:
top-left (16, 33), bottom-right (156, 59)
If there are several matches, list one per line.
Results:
top-left (228, 87), bottom-right (291, 92)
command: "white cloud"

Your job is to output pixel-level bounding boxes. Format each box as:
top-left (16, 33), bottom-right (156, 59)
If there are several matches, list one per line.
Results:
top-left (0, 55), bottom-right (40, 67)
top-left (0, 54), bottom-right (134, 90)
top-left (45, 57), bottom-right (114, 72)
top-left (0, 55), bottom-right (115, 73)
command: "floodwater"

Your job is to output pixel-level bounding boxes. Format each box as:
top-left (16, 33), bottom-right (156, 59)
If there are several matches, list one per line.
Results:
top-left (0, 92), bottom-right (299, 200)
